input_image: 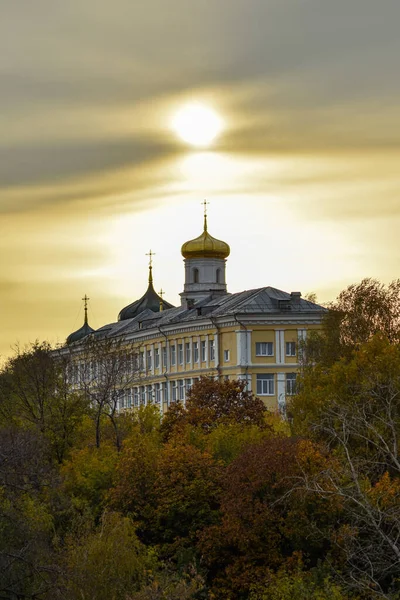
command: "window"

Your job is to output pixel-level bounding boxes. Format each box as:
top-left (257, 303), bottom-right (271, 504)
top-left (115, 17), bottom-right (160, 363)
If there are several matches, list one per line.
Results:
top-left (286, 373), bottom-right (297, 395)
top-left (172, 381), bottom-right (178, 402)
top-left (256, 342), bottom-right (273, 356)
top-left (170, 343), bottom-right (176, 366)
top-left (224, 349), bottom-right (230, 362)
top-left (286, 342), bottom-right (296, 357)
top-left (193, 341), bottom-right (199, 363)
top-left (193, 268), bottom-right (199, 283)
top-left (162, 381), bottom-right (168, 403)
top-left (178, 343), bottom-right (183, 365)
top-left (155, 383), bottom-right (161, 403)
top-left (216, 268), bottom-right (221, 283)
top-left (147, 349), bottom-right (152, 370)
top-left (256, 374), bottom-right (275, 395)
top-left (119, 389), bottom-right (125, 410)
top-left (209, 339), bottom-right (215, 361)
top-left (178, 379), bottom-right (185, 401)
top-left (133, 388), bottom-right (139, 407)
top-left (140, 386), bottom-right (146, 405)
top-left (139, 351), bottom-right (144, 371)
top-left (185, 378), bottom-right (192, 394)
top-left (201, 340), bottom-right (206, 362)
top-left (126, 388), bottom-right (132, 408)
top-left (185, 342), bottom-right (191, 363)
top-left (155, 347), bottom-right (160, 368)
top-left (162, 346), bottom-right (167, 368)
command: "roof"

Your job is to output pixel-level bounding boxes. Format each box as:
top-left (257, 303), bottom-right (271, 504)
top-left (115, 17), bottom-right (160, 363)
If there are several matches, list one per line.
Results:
top-left (118, 278), bottom-right (175, 321)
top-left (93, 287), bottom-right (326, 339)
top-left (66, 321), bottom-right (95, 345)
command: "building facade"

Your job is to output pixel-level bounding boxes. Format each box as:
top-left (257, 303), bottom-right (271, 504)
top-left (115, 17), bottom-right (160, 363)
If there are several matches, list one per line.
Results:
top-left (66, 212), bottom-right (325, 414)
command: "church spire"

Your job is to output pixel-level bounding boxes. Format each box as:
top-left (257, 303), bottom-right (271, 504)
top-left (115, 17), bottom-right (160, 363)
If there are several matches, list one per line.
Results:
top-left (82, 294), bottom-right (89, 325)
top-left (146, 249), bottom-right (155, 285)
top-left (202, 199), bottom-right (209, 232)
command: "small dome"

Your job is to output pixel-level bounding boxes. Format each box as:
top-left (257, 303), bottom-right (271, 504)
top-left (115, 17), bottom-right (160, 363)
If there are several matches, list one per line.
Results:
top-left (67, 296), bottom-right (95, 345)
top-left (118, 267), bottom-right (175, 321)
top-left (181, 215), bottom-right (230, 260)
top-left (66, 321), bottom-right (94, 345)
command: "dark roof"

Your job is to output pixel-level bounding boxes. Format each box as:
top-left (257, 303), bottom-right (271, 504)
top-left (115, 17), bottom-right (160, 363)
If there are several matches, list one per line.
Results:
top-left (118, 280), bottom-right (175, 321)
top-left (66, 321), bottom-right (95, 345)
top-left (98, 286), bottom-right (326, 338)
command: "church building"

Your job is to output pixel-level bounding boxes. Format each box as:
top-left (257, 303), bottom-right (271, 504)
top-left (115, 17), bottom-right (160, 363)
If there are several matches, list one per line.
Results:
top-left (66, 208), bottom-right (325, 413)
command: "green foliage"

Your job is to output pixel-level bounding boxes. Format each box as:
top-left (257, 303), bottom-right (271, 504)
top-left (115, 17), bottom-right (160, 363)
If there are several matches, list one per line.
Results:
top-left (0, 427), bottom-right (58, 599)
top-left (128, 564), bottom-right (206, 600)
top-left (250, 564), bottom-right (351, 600)
top-left (302, 278), bottom-right (400, 368)
top-left (0, 341), bottom-right (89, 463)
top-left (61, 443), bottom-right (118, 518)
top-left (206, 422), bottom-right (270, 464)
top-left (63, 511), bottom-right (156, 600)
top-left (109, 430), bottom-right (161, 542)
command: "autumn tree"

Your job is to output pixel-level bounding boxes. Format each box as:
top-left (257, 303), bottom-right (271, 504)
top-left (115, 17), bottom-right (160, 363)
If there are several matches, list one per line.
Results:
top-left (291, 336), bottom-right (400, 598)
top-left (62, 511), bottom-right (156, 600)
top-left (0, 341), bottom-right (89, 463)
top-left (199, 437), bottom-right (339, 600)
top-left (0, 427), bottom-right (58, 599)
top-left (304, 278), bottom-right (400, 367)
top-left (67, 334), bottom-right (142, 450)
top-left (160, 377), bottom-right (267, 441)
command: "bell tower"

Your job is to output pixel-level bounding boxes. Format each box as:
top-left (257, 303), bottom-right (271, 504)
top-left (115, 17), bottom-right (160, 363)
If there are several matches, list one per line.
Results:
top-left (180, 202), bottom-right (230, 307)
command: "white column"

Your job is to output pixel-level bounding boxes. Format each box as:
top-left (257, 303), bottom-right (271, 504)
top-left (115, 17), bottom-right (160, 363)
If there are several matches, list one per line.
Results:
top-left (246, 330), bottom-right (252, 364)
top-left (275, 330), bottom-right (285, 365)
top-left (213, 333), bottom-right (219, 368)
top-left (236, 330), bottom-right (250, 366)
top-left (277, 372), bottom-right (286, 411)
top-left (166, 340), bottom-right (170, 372)
top-left (150, 344), bottom-right (155, 375)
top-left (143, 345), bottom-right (147, 371)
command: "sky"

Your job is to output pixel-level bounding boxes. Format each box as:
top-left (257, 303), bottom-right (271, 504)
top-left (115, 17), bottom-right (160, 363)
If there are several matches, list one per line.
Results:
top-left (1, 0), bottom-right (400, 358)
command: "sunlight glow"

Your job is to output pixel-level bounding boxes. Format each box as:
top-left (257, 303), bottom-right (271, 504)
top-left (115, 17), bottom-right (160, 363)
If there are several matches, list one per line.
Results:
top-left (171, 103), bottom-right (223, 147)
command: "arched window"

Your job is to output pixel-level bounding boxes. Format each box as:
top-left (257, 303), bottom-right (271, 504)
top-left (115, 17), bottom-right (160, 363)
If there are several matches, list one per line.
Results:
top-left (193, 268), bottom-right (199, 283)
top-left (216, 268), bottom-right (221, 283)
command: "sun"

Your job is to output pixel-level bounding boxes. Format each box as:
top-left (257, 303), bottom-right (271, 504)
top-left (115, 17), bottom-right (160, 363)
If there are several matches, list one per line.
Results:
top-left (171, 103), bottom-right (223, 147)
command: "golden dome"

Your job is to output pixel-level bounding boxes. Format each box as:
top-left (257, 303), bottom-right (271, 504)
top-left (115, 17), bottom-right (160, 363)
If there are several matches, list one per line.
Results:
top-left (181, 215), bottom-right (230, 260)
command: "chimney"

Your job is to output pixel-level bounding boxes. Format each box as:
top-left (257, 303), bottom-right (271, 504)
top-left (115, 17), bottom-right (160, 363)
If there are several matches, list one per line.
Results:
top-left (290, 291), bottom-right (301, 304)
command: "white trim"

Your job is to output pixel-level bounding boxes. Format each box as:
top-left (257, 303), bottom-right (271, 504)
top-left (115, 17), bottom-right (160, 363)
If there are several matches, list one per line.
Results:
top-left (277, 372), bottom-right (285, 410)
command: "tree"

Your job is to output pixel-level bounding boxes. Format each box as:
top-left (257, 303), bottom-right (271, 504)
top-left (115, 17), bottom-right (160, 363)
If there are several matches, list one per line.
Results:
top-left (0, 342), bottom-right (89, 463)
top-left (66, 335), bottom-right (142, 450)
top-left (160, 377), bottom-right (267, 440)
top-left (0, 427), bottom-right (59, 599)
top-left (304, 279), bottom-right (400, 367)
top-left (198, 437), bottom-right (337, 600)
top-left (153, 442), bottom-right (222, 562)
top-left (291, 336), bottom-right (400, 598)
top-left (63, 511), bottom-right (156, 600)
top-left (109, 429), bottom-right (161, 543)
top-left (61, 442), bottom-right (119, 520)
